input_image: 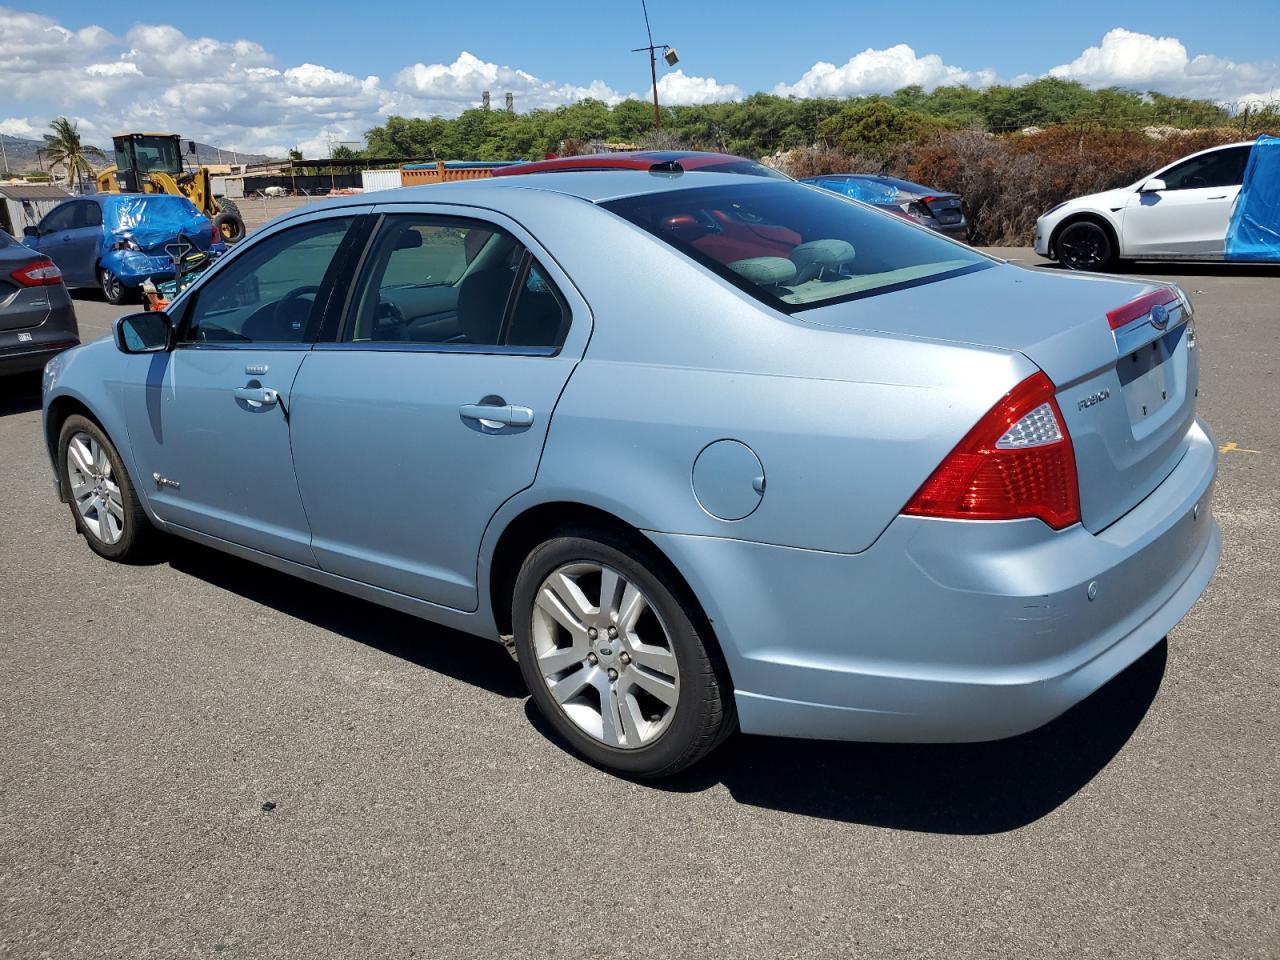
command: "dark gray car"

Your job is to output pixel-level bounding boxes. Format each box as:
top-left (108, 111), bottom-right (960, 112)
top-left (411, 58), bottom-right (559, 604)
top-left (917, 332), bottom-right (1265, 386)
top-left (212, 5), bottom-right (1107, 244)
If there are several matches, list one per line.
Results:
top-left (0, 231), bottom-right (79, 376)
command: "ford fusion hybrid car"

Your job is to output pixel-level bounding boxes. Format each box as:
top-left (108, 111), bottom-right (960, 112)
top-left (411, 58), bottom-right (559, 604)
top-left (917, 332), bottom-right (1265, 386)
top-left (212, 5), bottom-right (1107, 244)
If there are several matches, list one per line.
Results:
top-left (41, 172), bottom-right (1219, 777)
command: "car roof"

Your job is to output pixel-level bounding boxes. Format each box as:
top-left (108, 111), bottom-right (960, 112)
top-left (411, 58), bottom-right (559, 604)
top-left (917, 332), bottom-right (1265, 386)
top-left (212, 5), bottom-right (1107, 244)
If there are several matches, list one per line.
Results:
top-left (493, 150), bottom-right (761, 176)
top-left (328, 169), bottom-right (790, 208)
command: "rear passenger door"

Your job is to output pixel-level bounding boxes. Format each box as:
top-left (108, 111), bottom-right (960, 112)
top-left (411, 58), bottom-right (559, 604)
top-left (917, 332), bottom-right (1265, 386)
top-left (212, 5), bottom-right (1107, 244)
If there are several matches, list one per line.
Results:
top-left (288, 206), bottom-right (589, 611)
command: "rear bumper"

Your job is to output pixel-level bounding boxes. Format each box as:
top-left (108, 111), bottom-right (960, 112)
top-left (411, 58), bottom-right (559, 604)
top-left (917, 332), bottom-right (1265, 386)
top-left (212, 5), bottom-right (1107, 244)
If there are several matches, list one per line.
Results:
top-left (0, 294), bottom-right (79, 375)
top-left (649, 418), bottom-right (1219, 742)
top-left (0, 338), bottom-right (80, 375)
top-left (933, 222), bottom-right (970, 243)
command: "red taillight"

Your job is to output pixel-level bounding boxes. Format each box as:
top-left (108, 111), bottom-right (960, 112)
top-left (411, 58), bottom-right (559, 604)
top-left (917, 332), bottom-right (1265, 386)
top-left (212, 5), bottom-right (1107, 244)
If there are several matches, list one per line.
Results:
top-left (210, 218), bottom-right (219, 245)
top-left (902, 372), bottom-right (1081, 529)
top-left (10, 259), bottom-right (62, 287)
top-left (1107, 286), bottom-right (1179, 330)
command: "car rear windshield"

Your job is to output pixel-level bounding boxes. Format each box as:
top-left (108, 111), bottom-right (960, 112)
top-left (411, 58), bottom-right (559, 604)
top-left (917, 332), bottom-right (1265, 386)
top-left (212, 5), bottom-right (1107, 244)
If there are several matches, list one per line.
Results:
top-left (0, 231), bottom-right (14, 249)
top-left (602, 182), bottom-right (991, 311)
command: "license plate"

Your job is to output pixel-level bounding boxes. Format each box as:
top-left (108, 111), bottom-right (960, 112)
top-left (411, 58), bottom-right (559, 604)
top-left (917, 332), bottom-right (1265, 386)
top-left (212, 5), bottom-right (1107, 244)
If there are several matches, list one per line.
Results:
top-left (1120, 328), bottom-right (1181, 421)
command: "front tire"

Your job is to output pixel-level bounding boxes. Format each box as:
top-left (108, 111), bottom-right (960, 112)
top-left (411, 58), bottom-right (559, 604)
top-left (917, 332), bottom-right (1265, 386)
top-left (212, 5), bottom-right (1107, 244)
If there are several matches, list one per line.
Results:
top-left (57, 414), bottom-right (157, 562)
top-left (1055, 220), bottom-right (1116, 272)
top-left (513, 528), bottom-right (734, 778)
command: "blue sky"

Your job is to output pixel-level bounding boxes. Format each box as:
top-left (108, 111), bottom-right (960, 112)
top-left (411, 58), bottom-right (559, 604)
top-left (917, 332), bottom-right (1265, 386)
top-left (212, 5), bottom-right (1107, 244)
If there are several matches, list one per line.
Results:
top-left (3, 0), bottom-right (1279, 154)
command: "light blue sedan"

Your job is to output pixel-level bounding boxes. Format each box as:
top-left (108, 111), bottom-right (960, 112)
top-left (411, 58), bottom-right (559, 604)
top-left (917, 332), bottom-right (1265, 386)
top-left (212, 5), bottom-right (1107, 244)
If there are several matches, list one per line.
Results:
top-left (40, 170), bottom-right (1220, 777)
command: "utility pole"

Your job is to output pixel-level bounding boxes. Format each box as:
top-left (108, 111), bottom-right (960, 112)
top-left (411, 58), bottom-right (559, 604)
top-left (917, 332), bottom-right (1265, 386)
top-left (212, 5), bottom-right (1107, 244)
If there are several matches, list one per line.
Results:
top-left (632, 0), bottom-right (678, 130)
top-left (0, 134), bottom-right (8, 177)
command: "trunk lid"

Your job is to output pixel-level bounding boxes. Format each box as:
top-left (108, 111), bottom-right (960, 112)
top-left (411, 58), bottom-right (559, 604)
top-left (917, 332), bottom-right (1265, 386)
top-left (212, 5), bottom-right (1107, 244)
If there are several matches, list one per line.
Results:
top-left (921, 195), bottom-right (964, 226)
top-left (801, 262), bottom-right (1199, 532)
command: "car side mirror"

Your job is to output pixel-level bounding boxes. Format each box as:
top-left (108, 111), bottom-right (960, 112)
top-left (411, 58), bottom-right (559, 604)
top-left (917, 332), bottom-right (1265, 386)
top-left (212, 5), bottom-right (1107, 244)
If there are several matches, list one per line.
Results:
top-left (1140, 178), bottom-right (1166, 193)
top-left (114, 311), bottom-right (174, 354)
top-left (23, 225), bottom-right (38, 238)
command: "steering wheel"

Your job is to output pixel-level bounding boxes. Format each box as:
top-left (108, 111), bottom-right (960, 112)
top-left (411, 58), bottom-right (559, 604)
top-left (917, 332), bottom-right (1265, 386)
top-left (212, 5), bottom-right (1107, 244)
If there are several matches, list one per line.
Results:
top-left (273, 284), bottom-right (322, 334)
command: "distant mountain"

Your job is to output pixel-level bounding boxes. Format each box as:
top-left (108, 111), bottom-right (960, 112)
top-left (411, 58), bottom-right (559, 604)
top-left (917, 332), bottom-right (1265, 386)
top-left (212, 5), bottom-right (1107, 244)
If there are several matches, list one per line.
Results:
top-left (0, 134), bottom-right (276, 174)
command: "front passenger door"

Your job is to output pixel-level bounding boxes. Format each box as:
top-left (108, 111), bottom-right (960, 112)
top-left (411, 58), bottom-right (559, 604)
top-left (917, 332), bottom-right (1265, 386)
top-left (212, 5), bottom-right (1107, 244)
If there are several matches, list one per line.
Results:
top-left (119, 212), bottom-right (361, 564)
top-left (1123, 146), bottom-right (1252, 258)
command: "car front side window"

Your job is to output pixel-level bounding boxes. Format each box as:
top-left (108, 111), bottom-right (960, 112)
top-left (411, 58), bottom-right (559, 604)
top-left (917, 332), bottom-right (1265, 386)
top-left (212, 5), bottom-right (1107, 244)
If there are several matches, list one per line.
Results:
top-left (182, 216), bottom-right (354, 344)
top-left (1159, 147), bottom-right (1252, 191)
top-left (39, 204), bottom-right (77, 234)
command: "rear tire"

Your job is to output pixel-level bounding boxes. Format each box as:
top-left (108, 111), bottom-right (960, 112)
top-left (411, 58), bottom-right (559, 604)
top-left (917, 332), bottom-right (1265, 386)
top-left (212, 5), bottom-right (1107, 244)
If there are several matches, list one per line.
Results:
top-left (1055, 220), bottom-right (1116, 272)
top-left (98, 267), bottom-right (132, 305)
top-left (512, 528), bottom-right (734, 778)
top-left (57, 414), bottom-right (157, 562)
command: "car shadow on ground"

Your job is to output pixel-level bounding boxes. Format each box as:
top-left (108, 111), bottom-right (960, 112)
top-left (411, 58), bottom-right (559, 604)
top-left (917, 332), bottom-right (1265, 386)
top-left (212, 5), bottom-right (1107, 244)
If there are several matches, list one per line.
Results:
top-left (1030, 260), bottom-right (1280, 278)
top-left (527, 639), bottom-right (1167, 835)
top-left (166, 538), bottom-right (527, 700)
top-left (0, 372), bottom-right (42, 416)
top-left (166, 534), bottom-right (1163, 835)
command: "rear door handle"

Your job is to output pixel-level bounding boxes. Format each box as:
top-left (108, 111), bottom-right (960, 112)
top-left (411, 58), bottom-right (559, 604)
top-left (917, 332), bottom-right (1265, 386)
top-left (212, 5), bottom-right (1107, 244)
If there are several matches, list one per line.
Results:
top-left (1207, 194), bottom-right (1229, 200)
top-left (233, 386), bottom-right (279, 407)
top-left (459, 402), bottom-right (534, 428)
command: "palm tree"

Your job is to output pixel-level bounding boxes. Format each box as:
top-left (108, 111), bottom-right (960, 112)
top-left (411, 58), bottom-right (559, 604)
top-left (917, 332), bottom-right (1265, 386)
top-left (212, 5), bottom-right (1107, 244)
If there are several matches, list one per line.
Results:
top-left (43, 117), bottom-right (106, 194)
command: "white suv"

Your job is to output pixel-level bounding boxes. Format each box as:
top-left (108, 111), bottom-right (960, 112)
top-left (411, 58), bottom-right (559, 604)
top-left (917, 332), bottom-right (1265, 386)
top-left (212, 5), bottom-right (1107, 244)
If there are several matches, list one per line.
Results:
top-left (1034, 141), bottom-right (1254, 270)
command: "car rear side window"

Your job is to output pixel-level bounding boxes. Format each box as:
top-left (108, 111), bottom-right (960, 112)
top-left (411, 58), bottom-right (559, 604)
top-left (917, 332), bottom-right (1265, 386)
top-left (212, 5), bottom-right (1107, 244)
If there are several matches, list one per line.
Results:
top-left (1160, 146), bottom-right (1252, 190)
top-left (603, 181), bottom-right (991, 311)
top-left (182, 217), bottom-right (354, 344)
top-left (344, 214), bottom-right (570, 350)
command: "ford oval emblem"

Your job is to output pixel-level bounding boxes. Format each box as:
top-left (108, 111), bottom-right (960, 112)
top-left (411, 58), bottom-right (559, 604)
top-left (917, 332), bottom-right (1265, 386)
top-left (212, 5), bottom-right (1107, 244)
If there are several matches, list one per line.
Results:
top-left (1149, 303), bottom-right (1170, 330)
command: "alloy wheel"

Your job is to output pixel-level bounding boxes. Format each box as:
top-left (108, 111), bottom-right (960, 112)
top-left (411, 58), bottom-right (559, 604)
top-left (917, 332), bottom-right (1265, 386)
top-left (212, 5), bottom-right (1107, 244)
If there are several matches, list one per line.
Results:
top-left (66, 431), bottom-right (124, 544)
top-left (530, 562), bottom-right (680, 749)
top-left (100, 268), bottom-right (123, 303)
top-left (1058, 223), bottom-right (1111, 271)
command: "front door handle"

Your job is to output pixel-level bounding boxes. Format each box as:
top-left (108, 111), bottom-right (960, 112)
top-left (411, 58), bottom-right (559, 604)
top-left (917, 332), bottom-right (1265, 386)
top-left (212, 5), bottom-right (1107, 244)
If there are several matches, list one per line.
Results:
top-left (459, 402), bottom-right (535, 429)
top-left (233, 386), bottom-right (280, 407)
top-left (1207, 194), bottom-right (1229, 200)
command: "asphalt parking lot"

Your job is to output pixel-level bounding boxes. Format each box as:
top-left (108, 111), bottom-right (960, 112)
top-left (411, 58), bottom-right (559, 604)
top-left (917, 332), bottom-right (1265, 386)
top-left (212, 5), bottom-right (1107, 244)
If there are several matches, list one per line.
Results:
top-left (1, 249), bottom-right (1276, 959)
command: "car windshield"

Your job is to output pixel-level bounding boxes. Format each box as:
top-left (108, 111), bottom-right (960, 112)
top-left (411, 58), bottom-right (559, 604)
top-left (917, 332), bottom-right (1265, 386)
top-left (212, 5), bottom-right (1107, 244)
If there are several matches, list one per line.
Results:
top-left (603, 182), bottom-right (991, 311)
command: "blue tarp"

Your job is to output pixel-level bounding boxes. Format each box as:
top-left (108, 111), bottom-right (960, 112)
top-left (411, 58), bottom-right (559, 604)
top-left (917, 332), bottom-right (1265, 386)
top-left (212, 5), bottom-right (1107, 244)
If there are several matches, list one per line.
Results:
top-left (812, 177), bottom-right (900, 206)
top-left (98, 195), bottom-right (224, 283)
top-left (1226, 135), bottom-right (1280, 262)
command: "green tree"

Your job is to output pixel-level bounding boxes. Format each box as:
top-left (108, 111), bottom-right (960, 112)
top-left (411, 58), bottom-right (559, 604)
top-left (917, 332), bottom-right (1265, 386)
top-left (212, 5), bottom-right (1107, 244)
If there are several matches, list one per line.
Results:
top-left (43, 117), bottom-right (105, 193)
top-left (818, 101), bottom-right (943, 157)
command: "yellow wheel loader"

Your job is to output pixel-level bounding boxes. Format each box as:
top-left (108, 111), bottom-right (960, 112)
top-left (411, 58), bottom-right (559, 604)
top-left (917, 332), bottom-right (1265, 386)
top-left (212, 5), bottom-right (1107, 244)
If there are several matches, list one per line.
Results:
top-left (95, 133), bottom-right (246, 243)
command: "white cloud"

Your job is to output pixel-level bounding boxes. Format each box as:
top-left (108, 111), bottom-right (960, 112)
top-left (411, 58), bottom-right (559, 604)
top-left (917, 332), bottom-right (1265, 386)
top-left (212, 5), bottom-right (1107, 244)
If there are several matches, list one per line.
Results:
top-left (0, 11), bottom-right (621, 154)
top-left (776, 44), bottom-right (996, 98)
top-left (644, 70), bottom-right (743, 105)
top-left (395, 51), bottom-right (621, 112)
top-left (1047, 28), bottom-right (1280, 104)
top-left (0, 117), bottom-right (44, 139)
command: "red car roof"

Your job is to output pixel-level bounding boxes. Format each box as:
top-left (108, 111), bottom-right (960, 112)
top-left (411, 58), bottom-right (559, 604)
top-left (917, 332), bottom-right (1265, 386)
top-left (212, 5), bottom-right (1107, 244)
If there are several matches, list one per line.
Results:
top-left (490, 151), bottom-right (764, 177)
